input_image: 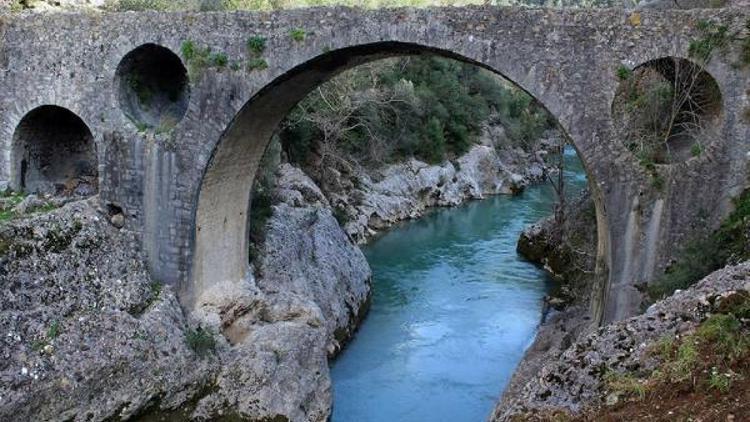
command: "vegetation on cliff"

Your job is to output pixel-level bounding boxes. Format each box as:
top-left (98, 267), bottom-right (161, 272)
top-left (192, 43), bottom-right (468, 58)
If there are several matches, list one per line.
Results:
top-left (649, 189), bottom-right (750, 301)
top-left (278, 56), bottom-right (553, 168)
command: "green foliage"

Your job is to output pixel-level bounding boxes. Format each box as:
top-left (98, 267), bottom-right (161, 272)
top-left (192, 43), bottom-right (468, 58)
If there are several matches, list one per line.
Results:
top-left (289, 28), bottom-right (306, 42)
top-left (696, 313), bottom-right (749, 360)
top-left (688, 20), bottom-right (730, 64)
top-left (0, 191), bottom-right (26, 222)
top-left (47, 320), bottom-right (61, 340)
top-left (616, 65), bottom-right (632, 81)
top-left (149, 280), bottom-right (163, 299)
top-left (247, 57), bottom-right (269, 71)
top-left (127, 74), bottom-right (153, 107)
top-left (181, 40), bottom-right (230, 78)
top-left (211, 52), bottom-right (228, 68)
top-left (247, 36), bottom-right (267, 55)
top-left (185, 326), bottom-right (216, 358)
top-left (248, 138), bottom-right (281, 263)
top-left (690, 143), bottom-right (703, 157)
top-left (649, 190), bottom-right (750, 301)
top-left (333, 206), bottom-right (349, 227)
top-left (708, 370), bottom-right (732, 393)
top-left (279, 56), bottom-right (552, 167)
top-left (741, 19), bottom-right (750, 67)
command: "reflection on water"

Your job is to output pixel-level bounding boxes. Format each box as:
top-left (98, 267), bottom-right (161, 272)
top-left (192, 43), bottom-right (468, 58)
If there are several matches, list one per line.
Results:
top-left (330, 148), bottom-right (587, 422)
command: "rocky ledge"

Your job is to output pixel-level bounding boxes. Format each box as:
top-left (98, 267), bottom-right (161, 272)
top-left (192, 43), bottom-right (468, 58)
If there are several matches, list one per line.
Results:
top-left (492, 262), bottom-right (750, 420)
top-left (320, 143), bottom-right (547, 243)
top-left (0, 162), bottom-right (370, 421)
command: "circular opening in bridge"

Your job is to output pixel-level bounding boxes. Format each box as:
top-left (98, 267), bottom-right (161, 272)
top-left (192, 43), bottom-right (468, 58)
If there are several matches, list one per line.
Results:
top-left (12, 105), bottom-right (98, 196)
top-left (116, 43), bottom-right (190, 130)
top-left (613, 57), bottom-right (722, 165)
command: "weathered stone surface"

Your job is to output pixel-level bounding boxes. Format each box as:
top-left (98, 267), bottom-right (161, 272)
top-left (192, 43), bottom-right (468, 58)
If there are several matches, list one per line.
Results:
top-left (323, 144), bottom-right (546, 242)
top-left (492, 261), bottom-right (750, 420)
top-left (0, 166), bottom-right (371, 421)
top-left (0, 199), bottom-right (216, 422)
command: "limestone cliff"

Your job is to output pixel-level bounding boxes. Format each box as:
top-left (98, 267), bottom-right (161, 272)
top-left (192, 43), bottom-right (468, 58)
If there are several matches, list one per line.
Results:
top-left (306, 142), bottom-right (548, 243)
top-left (0, 162), bottom-right (371, 421)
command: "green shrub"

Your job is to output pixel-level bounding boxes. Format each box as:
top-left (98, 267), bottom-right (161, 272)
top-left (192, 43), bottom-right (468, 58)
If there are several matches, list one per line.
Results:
top-left (247, 57), bottom-right (269, 71)
top-left (690, 143), bottom-right (703, 157)
top-left (181, 40), bottom-right (230, 78)
top-left (289, 28), bottom-right (306, 42)
top-left (649, 189), bottom-right (750, 300)
top-left (211, 52), bottom-right (228, 68)
top-left (604, 371), bottom-right (648, 400)
top-left (247, 36), bottom-right (267, 55)
top-left (186, 326), bottom-right (216, 358)
top-left (616, 65), bottom-right (632, 80)
top-left (688, 20), bottom-right (730, 63)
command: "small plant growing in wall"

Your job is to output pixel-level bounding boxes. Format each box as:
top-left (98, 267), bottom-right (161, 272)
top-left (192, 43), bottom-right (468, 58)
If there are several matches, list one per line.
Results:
top-left (289, 28), bottom-right (306, 42)
top-left (181, 40), bottom-right (231, 78)
top-left (247, 57), bottom-right (269, 71)
top-left (247, 36), bottom-right (267, 55)
top-left (245, 35), bottom-right (269, 72)
top-left (186, 326), bottom-right (216, 358)
top-left (615, 65), bottom-right (632, 81)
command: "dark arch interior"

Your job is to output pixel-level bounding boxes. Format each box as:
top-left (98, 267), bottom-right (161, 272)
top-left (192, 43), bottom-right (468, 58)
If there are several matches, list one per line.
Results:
top-left (613, 56), bottom-right (722, 164)
top-left (116, 43), bottom-right (190, 129)
top-left (12, 105), bottom-right (98, 196)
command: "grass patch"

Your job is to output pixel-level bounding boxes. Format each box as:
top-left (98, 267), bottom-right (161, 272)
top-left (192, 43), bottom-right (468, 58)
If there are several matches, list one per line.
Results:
top-left (181, 40), bottom-right (230, 78)
top-left (605, 371), bottom-right (649, 400)
top-left (289, 28), bottom-right (306, 42)
top-left (616, 65), bottom-right (632, 81)
top-left (247, 36), bottom-right (267, 55)
top-left (47, 320), bottom-right (61, 340)
top-left (247, 57), bottom-right (269, 71)
top-left (0, 191), bottom-right (26, 222)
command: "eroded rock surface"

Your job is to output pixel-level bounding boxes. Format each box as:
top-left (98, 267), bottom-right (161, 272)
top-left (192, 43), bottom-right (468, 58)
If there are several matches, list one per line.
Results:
top-left (492, 262), bottom-right (750, 420)
top-left (0, 166), bottom-right (371, 421)
top-left (321, 144), bottom-right (547, 242)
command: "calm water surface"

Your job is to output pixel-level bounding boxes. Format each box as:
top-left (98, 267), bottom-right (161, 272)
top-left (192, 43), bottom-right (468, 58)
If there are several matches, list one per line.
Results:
top-left (331, 149), bottom-right (587, 422)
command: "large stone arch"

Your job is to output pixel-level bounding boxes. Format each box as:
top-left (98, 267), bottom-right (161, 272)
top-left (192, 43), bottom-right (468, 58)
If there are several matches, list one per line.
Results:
top-left (189, 41), bottom-right (608, 309)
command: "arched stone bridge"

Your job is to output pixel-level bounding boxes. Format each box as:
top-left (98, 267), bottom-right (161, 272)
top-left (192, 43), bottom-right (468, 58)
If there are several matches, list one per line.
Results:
top-left (0, 6), bottom-right (748, 324)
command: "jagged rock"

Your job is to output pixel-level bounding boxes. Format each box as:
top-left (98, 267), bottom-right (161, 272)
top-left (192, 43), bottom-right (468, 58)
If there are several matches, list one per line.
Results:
top-left (0, 166), bottom-right (371, 421)
top-left (329, 144), bottom-right (547, 242)
top-left (492, 262), bottom-right (750, 420)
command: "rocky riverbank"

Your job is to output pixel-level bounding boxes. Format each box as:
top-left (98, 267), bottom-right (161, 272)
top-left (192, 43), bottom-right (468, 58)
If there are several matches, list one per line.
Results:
top-left (298, 141), bottom-right (549, 243)
top-left (493, 262), bottom-right (750, 420)
top-left (0, 166), bottom-right (370, 421)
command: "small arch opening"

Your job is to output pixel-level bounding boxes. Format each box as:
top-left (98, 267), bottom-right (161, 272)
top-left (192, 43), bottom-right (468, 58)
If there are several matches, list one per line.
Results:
top-left (613, 57), bottom-right (722, 165)
top-left (115, 43), bottom-right (190, 130)
top-left (12, 105), bottom-right (98, 196)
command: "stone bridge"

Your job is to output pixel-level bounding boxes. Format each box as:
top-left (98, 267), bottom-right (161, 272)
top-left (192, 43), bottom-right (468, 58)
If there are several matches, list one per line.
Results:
top-left (0, 6), bottom-right (748, 324)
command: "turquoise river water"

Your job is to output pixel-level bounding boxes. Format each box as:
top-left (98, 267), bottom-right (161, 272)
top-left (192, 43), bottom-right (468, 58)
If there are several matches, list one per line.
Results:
top-left (330, 148), bottom-right (588, 422)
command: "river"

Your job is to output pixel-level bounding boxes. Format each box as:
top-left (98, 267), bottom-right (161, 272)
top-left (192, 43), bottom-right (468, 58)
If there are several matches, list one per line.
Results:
top-left (330, 148), bottom-right (588, 421)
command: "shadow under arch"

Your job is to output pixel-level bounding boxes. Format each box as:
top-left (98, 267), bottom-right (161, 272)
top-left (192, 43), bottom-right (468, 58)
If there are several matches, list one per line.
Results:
top-left (189, 41), bottom-right (609, 315)
top-left (10, 105), bottom-right (98, 196)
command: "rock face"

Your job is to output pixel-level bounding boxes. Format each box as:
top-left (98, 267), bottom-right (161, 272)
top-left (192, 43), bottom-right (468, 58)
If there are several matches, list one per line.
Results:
top-left (492, 262), bottom-right (750, 420)
top-left (0, 199), bottom-right (215, 422)
top-left (321, 144), bottom-right (546, 242)
top-left (0, 164), bottom-right (371, 422)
